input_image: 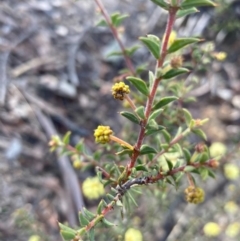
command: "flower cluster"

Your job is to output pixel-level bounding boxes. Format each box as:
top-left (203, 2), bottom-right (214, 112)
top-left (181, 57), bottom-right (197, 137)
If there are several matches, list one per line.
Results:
top-left (94, 125), bottom-right (113, 144)
top-left (184, 186), bottom-right (205, 204)
top-left (124, 228), bottom-right (143, 241)
top-left (224, 163), bottom-right (239, 180)
top-left (203, 222), bottom-right (221, 237)
top-left (112, 82), bottom-right (130, 100)
top-left (82, 176), bottom-right (104, 200)
top-left (170, 55), bottom-right (183, 69)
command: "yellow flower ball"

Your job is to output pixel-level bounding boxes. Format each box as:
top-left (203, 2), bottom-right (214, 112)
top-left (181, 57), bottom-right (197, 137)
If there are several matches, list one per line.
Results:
top-left (225, 222), bottom-right (240, 238)
top-left (112, 82), bottom-right (130, 101)
top-left (184, 186), bottom-right (205, 204)
top-left (214, 52), bottom-right (227, 61)
top-left (94, 125), bottom-right (113, 144)
top-left (82, 176), bottom-right (104, 200)
top-left (224, 163), bottom-right (239, 180)
top-left (124, 228), bottom-right (143, 241)
top-left (224, 201), bottom-right (238, 214)
top-left (28, 235), bottom-right (41, 241)
top-left (209, 142), bottom-right (227, 160)
top-left (203, 222), bottom-right (221, 237)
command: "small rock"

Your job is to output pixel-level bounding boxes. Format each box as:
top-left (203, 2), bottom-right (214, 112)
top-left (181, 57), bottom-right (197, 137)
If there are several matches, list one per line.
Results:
top-left (232, 95), bottom-right (240, 109)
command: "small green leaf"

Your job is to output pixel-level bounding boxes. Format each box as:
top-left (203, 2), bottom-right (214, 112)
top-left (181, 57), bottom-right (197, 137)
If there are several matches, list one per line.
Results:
top-left (139, 36), bottom-right (160, 59)
top-left (106, 193), bottom-right (115, 201)
top-left (183, 148), bottom-right (191, 163)
top-left (136, 164), bottom-right (148, 172)
top-left (140, 145), bottom-right (157, 155)
top-left (145, 125), bottom-right (165, 136)
top-left (168, 38), bottom-right (200, 54)
top-left (83, 207), bottom-right (96, 220)
top-left (75, 140), bottom-right (84, 152)
top-left (96, 19), bottom-right (108, 27)
top-left (149, 108), bottom-right (163, 121)
top-left (107, 50), bottom-right (123, 57)
top-left (135, 106), bottom-right (145, 119)
top-left (115, 149), bottom-right (133, 156)
top-left (60, 230), bottom-right (76, 241)
top-left (111, 12), bottom-right (129, 27)
top-left (176, 8), bottom-right (199, 19)
top-left (199, 167), bottom-right (209, 180)
top-left (166, 159), bottom-right (173, 171)
top-left (79, 212), bottom-right (89, 226)
top-left (146, 119), bottom-right (158, 129)
top-left (93, 150), bottom-right (102, 161)
top-left (126, 76), bottom-right (149, 96)
top-left (97, 200), bottom-right (104, 215)
top-left (181, 0), bottom-right (216, 9)
top-left (182, 108), bottom-right (192, 126)
top-left (136, 63), bottom-right (148, 75)
top-left (58, 223), bottom-right (77, 234)
top-left (161, 129), bottom-right (171, 143)
top-left (192, 129), bottom-right (207, 140)
top-left (162, 68), bottom-right (189, 79)
top-left (63, 131), bottom-right (71, 145)
top-left (184, 166), bottom-right (196, 172)
top-left (125, 45), bottom-right (140, 56)
top-left (102, 218), bottom-right (116, 227)
top-left (199, 152), bottom-right (209, 163)
top-left (88, 228), bottom-right (95, 241)
top-left (208, 169), bottom-right (216, 179)
top-left (150, 0), bottom-right (170, 10)
top-left (120, 111), bottom-right (140, 124)
top-left (152, 96), bottom-right (178, 110)
top-left (149, 71), bottom-right (155, 89)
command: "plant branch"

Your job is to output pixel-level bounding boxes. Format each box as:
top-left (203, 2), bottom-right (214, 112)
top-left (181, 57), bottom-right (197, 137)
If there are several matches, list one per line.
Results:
top-left (94, 0), bottom-right (135, 75)
top-left (126, 7), bottom-right (178, 175)
top-left (78, 159), bottom-right (215, 237)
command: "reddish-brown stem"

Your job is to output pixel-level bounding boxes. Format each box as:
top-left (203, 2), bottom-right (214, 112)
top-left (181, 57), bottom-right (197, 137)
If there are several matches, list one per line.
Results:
top-left (94, 0), bottom-right (135, 75)
top-left (127, 7), bottom-right (178, 174)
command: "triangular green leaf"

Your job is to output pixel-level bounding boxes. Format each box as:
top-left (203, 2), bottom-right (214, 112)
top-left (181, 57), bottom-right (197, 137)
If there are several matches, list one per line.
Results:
top-left (125, 45), bottom-right (140, 56)
top-left (140, 145), bottom-right (157, 155)
top-left (83, 207), bottom-right (96, 220)
top-left (88, 228), bottom-right (95, 241)
top-left (150, 0), bottom-right (170, 10)
top-left (63, 131), bottom-right (71, 145)
top-left (60, 230), bottom-right (76, 241)
top-left (181, 0), bottom-right (216, 9)
top-left (145, 125), bottom-right (165, 136)
top-left (149, 108), bottom-right (163, 121)
top-left (102, 218), bottom-right (116, 227)
top-left (184, 166), bottom-right (196, 172)
top-left (79, 212), bottom-right (89, 226)
top-left (120, 111), bottom-right (140, 124)
top-left (182, 108), bottom-right (192, 126)
top-left (162, 68), bottom-right (189, 79)
top-left (135, 164), bottom-right (148, 172)
top-left (135, 106), bottom-right (145, 119)
top-left (168, 38), bottom-right (200, 53)
top-left (152, 96), bottom-right (178, 110)
top-left (192, 129), bottom-right (207, 140)
top-left (176, 7), bottom-right (199, 19)
top-left (139, 36), bottom-right (160, 59)
top-left (126, 76), bottom-right (149, 96)
top-left (111, 12), bottom-right (129, 27)
top-left (96, 19), bottom-right (108, 27)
